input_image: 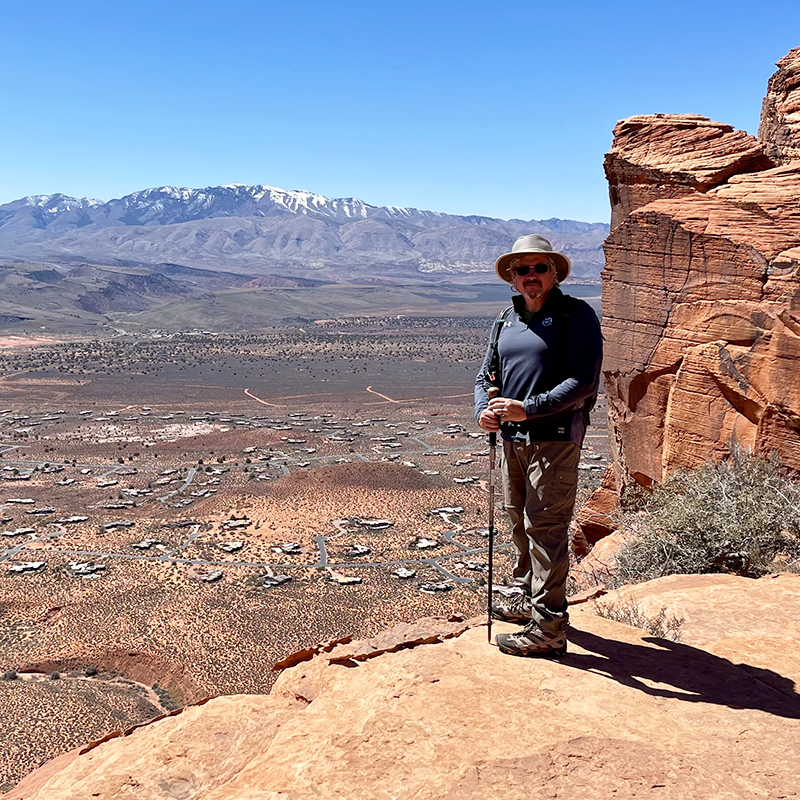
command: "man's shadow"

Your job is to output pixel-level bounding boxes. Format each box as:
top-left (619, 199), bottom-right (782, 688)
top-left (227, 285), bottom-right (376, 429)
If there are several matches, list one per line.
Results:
top-left (564, 627), bottom-right (800, 719)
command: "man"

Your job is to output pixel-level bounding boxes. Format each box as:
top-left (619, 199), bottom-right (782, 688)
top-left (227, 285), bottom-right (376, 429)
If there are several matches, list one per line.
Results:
top-left (474, 234), bottom-right (603, 657)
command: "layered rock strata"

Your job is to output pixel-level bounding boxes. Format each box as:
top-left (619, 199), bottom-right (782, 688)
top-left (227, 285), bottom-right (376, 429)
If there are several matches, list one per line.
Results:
top-left (760, 46), bottom-right (800, 164)
top-left (605, 114), bottom-right (774, 230)
top-left (603, 51), bottom-right (800, 487)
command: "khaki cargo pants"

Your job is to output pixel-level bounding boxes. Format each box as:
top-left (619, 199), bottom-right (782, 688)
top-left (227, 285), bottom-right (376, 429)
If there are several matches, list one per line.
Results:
top-left (501, 439), bottom-right (580, 634)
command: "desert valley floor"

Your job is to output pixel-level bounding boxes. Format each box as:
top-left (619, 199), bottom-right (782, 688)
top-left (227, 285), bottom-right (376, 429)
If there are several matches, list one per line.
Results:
top-left (0, 312), bottom-right (608, 790)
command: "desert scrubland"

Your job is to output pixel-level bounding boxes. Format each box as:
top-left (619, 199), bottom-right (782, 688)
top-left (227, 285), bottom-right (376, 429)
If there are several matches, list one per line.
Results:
top-left (0, 316), bottom-right (609, 789)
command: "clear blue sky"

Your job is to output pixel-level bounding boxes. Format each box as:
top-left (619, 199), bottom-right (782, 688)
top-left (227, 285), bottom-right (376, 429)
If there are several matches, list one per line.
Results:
top-left (2, 1), bottom-right (798, 223)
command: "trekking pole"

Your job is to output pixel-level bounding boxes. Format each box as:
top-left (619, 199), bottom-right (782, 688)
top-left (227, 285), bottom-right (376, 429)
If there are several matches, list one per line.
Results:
top-left (486, 386), bottom-right (499, 643)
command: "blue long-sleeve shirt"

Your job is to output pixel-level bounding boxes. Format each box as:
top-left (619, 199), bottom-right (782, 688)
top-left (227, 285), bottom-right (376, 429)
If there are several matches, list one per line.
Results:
top-left (474, 288), bottom-right (603, 444)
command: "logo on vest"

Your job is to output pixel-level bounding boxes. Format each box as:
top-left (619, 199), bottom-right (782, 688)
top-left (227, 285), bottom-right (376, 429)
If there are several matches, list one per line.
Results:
top-left (542, 317), bottom-right (553, 326)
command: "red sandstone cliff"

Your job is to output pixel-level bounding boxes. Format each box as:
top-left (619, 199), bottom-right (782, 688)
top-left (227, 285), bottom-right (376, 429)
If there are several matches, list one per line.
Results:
top-left (603, 48), bottom-right (800, 489)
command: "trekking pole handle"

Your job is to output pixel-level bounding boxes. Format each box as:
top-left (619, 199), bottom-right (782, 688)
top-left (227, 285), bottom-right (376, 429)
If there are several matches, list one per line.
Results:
top-left (487, 387), bottom-right (499, 446)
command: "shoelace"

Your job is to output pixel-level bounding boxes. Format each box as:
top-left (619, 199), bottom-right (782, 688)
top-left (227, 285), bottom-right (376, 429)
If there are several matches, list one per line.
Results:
top-left (509, 593), bottom-right (531, 611)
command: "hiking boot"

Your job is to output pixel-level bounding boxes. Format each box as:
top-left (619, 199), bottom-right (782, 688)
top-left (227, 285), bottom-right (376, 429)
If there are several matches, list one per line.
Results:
top-left (491, 592), bottom-right (532, 623)
top-left (495, 622), bottom-right (567, 658)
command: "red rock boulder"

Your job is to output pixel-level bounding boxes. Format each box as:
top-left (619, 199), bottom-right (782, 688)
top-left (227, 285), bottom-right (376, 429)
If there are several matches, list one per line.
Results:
top-left (571, 464), bottom-right (618, 558)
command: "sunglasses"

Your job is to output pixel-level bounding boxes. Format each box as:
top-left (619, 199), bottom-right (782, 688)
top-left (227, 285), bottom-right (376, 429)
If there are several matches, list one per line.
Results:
top-left (513, 263), bottom-right (550, 276)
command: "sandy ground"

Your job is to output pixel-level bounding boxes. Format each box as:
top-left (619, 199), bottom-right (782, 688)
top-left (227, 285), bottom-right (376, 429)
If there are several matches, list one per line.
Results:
top-left (0, 337), bottom-right (64, 349)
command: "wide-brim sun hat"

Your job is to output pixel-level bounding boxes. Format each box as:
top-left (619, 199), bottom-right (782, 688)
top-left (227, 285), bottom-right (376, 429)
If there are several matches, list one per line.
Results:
top-left (495, 234), bottom-right (571, 284)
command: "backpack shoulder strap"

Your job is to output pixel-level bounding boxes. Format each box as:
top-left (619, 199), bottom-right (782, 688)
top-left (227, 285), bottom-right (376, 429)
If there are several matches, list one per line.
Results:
top-left (557, 292), bottom-right (578, 318)
top-left (486, 305), bottom-right (513, 386)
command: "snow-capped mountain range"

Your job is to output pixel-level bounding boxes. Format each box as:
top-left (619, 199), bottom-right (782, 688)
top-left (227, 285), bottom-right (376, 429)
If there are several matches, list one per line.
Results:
top-left (0, 184), bottom-right (608, 281)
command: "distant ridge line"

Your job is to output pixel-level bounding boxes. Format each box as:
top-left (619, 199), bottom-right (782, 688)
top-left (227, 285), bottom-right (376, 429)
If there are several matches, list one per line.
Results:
top-left (0, 182), bottom-right (609, 282)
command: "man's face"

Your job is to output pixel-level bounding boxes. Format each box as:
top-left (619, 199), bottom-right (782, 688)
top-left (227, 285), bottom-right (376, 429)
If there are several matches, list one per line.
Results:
top-left (512, 254), bottom-right (556, 304)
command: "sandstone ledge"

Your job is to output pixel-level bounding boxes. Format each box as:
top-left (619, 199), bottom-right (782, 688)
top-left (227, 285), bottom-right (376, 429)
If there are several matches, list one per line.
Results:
top-left (6, 575), bottom-right (800, 799)
top-left (604, 114), bottom-right (773, 229)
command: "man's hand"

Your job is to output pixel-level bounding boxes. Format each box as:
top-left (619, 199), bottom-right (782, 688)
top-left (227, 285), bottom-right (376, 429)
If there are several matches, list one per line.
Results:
top-left (478, 409), bottom-right (500, 432)
top-left (487, 397), bottom-right (527, 422)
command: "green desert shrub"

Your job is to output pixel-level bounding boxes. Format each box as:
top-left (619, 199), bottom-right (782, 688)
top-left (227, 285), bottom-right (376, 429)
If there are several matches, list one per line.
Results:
top-left (616, 446), bottom-right (800, 584)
